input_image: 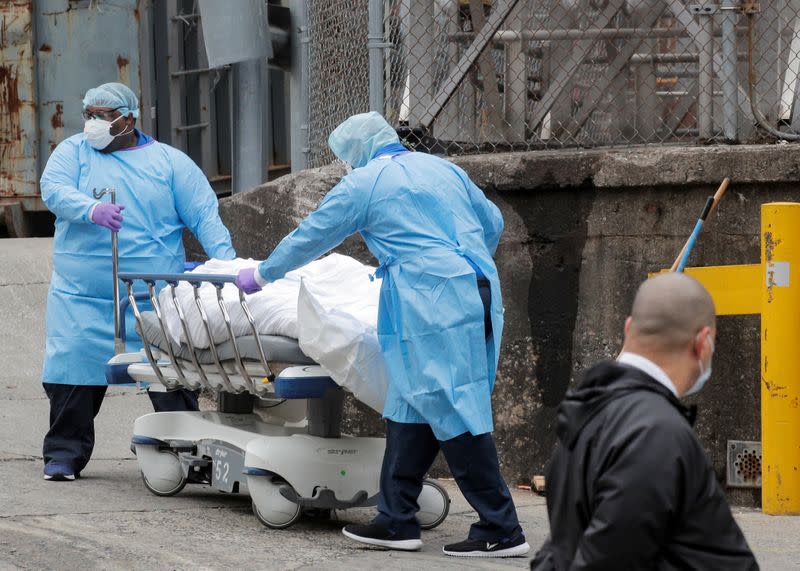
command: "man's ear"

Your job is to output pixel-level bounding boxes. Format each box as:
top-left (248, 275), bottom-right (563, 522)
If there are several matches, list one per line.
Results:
top-left (624, 316), bottom-right (632, 337)
top-left (693, 325), bottom-right (711, 358)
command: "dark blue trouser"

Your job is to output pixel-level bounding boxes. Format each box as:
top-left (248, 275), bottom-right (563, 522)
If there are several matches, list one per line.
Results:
top-left (42, 384), bottom-right (107, 474)
top-left (42, 383), bottom-right (198, 473)
top-left (375, 420), bottom-right (522, 541)
top-left (374, 277), bottom-right (518, 540)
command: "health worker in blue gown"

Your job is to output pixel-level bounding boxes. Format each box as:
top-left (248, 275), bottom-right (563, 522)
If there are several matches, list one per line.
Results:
top-left (39, 82), bottom-right (235, 482)
top-left (235, 112), bottom-right (529, 559)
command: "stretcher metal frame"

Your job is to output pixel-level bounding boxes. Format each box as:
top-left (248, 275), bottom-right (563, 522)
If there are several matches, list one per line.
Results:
top-left (118, 271), bottom-right (274, 396)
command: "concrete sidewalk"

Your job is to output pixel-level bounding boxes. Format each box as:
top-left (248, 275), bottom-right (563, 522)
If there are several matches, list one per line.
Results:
top-left (1, 239), bottom-right (798, 570)
top-left (1, 390), bottom-right (798, 571)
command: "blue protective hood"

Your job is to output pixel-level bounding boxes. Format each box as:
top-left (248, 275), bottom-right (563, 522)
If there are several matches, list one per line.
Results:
top-left (328, 112), bottom-right (400, 168)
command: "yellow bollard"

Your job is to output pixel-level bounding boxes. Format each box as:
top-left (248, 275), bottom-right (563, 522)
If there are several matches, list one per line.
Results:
top-left (761, 203), bottom-right (800, 515)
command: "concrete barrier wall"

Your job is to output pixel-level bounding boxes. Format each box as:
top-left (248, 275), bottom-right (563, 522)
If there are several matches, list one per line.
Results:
top-left (191, 145), bottom-right (800, 506)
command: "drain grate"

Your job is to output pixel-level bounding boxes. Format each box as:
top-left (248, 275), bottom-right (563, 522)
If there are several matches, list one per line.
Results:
top-left (727, 440), bottom-right (762, 488)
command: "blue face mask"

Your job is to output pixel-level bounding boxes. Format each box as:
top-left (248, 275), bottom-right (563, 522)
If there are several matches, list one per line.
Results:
top-left (685, 338), bottom-right (714, 397)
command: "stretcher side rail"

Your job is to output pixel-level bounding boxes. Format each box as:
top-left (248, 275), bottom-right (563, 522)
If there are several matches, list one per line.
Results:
top-left (118, 272), bottom-right (274, 395)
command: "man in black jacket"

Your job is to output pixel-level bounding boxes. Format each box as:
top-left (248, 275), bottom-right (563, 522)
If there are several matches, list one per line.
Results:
top-left (531, 272), bottom-right (758, 570)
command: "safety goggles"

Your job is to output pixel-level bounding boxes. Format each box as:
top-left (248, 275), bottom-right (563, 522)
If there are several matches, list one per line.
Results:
top-left (81, 107), bottom-right (124, 121)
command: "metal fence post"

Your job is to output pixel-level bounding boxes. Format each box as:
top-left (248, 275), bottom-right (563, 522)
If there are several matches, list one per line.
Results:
top-left (505, 3), bottom-right (528, 142)
top-left (721, 0), bottom-right (739, 141)
top-left (368, 0), bottom-right (385, 114)
top-left (290, 0), bottom-right (309, 171)
top-left (693, 4), bottom-right (715, 140)
top-left (407, 0), bottom-right (435, 126)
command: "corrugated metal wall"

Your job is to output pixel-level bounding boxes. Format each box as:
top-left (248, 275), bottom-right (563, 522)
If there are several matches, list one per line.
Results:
top-left (0, 0), bottom-right (142, 236)
top-left (0, 1), bottom-right (39, 217)
top-left (35, 0), bottom-right (142, 167)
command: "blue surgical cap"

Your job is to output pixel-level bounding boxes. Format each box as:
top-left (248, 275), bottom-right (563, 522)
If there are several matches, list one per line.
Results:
top-left (82, 82), bottom-right (140, 119)
top-left (328, 112), bottom-right (400, 168)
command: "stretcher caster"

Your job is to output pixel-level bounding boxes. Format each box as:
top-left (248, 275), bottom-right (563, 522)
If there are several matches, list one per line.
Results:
top-left (418, 479), bottom-right (450, 530)
top-left (136, 446), bottom-right (187, 497)
top-left (249, 475), bottom-right (303, 529)
top-left (303, 508), bottom-right (332, 521)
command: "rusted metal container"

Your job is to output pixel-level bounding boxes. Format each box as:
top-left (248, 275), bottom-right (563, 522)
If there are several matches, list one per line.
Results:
top-left (0, 0), bottom-right (141, 237)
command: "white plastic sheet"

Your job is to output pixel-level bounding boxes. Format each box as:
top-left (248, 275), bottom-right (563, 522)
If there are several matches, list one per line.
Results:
top-left (297, 278), bottom-right (388, 413)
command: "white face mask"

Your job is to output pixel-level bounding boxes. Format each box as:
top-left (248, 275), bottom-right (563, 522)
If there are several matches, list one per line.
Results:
top-left (83, 115), bottom-right (130, 150)
top-left (686, 338), bottom-right (714, 397)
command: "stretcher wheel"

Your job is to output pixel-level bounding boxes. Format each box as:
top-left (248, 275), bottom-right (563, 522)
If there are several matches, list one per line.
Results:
top-left (135, 445), bottom-right (187, 497)
top-left (248, 475), bottom-right (302, 529)
top-left (418, 479), bottom-right (450, 530)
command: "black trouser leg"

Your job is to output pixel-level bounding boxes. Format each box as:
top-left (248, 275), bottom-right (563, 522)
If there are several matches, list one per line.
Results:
top-left (147, 388), bottom-right (199, 412)
top-left (439, 430), bottom-right (522, 542)
top-left (42, 383), bottom-right (107, 474)
top-left (375, 420), bottom-right (441, 537)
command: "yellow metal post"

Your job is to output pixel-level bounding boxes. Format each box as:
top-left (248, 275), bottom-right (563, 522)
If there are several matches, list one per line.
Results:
top-left (761, 203), bottom-right (800, 515)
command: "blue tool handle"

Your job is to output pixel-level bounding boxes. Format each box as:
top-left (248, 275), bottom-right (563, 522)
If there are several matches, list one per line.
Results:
top-left (676, 218), bottom-right (704, 273)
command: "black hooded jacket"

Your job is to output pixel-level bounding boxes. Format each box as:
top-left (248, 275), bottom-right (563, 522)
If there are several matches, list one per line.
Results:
top-left (531, 361), bottom-right (758, 570)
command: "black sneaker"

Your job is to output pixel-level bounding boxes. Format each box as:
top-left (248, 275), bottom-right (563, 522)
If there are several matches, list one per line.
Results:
top-left (342, 522), bottom-right (423, 551)
top-left (442, 535), bottom-right (531, 558)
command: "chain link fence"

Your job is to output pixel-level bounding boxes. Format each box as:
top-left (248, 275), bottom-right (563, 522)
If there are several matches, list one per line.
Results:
top-left (303, 1), bottom-right (800, 165)
top-left (305, 1), bottom-right (370, 167)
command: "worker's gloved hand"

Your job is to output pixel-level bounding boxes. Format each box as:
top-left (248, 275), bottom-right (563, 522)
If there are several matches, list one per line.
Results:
top-left (236, 268), bottom-right (263, 294)
top-left (91, 203), bottom-right (125, 232)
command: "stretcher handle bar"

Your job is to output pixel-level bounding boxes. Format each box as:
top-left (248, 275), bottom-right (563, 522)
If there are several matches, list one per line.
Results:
top-left (169, 284), bottom-right (210, 391)
top-left (118, 272), bottom-right (237, 285)
top-left (146, 281), bottom-right (187, 388)
top-left (124, 281), bottom-right (168, 388)
top-left (93, 187), bottom-right (122, 354)
top-left (192, 283), bottom-right (240, 394)
top-left (238, 289), bottom-right (275, 383)
top-left (216, 287), bottom-right (257, 394)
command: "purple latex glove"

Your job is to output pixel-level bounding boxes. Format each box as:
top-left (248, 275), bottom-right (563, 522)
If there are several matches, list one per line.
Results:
top-left (91, 202), bottom-right (125, 232)
top-left (236, 267), bottom-right (263, 294)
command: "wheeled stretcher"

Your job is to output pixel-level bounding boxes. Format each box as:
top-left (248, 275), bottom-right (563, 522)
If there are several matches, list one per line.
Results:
top-left (106, 270), bottom-right (450, 529)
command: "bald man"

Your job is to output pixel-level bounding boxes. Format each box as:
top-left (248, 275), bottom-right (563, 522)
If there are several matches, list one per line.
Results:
top-left (530, 274), bottom-right (758, 570)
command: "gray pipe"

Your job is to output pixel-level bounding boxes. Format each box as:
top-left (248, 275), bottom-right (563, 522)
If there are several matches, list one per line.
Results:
top-left (232, 58), bottom-right (268, 194)
top-left (721, 0), bottom-right (738, 141)
top-left (289, 0), bottom-right (309, 171)
top-left (368, 0), bottom-right (385, 114)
